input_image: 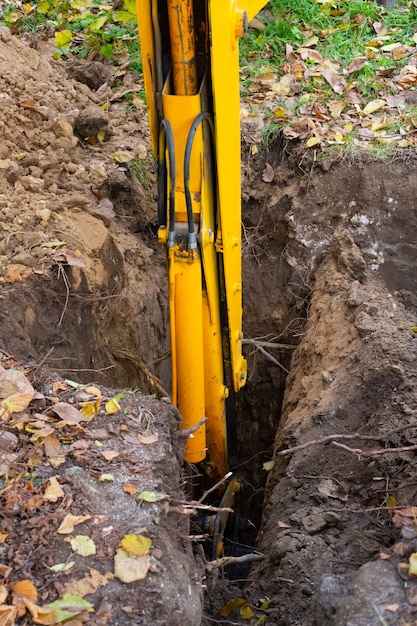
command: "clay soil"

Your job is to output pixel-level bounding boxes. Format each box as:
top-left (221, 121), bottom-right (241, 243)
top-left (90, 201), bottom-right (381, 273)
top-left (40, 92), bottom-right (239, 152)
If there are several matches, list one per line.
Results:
top-left (2, 26), bottom-right (417, 626)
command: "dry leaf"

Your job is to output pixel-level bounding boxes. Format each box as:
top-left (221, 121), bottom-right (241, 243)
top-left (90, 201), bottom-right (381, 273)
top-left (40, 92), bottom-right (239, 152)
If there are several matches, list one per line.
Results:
top-left (50, 403), bottom-right (85, 424)
top-left (317, 478), bottom-right (348, 501)
top-left (363, 99), bottom-right (386, 114)
top-left (321, 69), bottom-right (345, 94)
top-left (0, 605), bottom-right (17, 626)
top-left (137, 432), bottom-right (159, 445)
top-left (57, 514), bottom-right (91, 534)
top-left (43, 434), bottom-right (61, 458)
top-left (0, 535), bottom-right (8, 545)
top-left (47, 562), bottom-right (74, 573)
top-left (0, 585), bottom-right (8, 603)
top-left (120, 534), bottom-right (152, 557)
top-left (99, 474), bottom-right (114, 482)
top-left (114, 549), bottom-right (150, 583)
top-left (70, 536), bottom-right (96, 557)
top-left (63, 568), bottom-right (113, 597)
top-left (123, 483), bottom-right (138, 495)
top-left (306, 136), bottom-right (322, 148)
top-left (43, 477), bottom-right (65, 502)
top-left (262, 163), bottom-right (274, 183)
top-left (79, 401), bottom-right (100, 420)
top-left (101, 450), bottom-right (119, 462)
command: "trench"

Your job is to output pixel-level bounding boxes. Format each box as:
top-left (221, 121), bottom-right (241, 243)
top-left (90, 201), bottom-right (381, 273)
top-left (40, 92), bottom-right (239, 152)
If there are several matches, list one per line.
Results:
top-left (3, 149), bottom-right (417, 624)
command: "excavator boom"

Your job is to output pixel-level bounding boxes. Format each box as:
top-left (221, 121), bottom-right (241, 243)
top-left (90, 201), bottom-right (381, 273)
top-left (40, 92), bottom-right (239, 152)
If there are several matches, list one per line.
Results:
top-left (136, 0), bottom-right (268, 478)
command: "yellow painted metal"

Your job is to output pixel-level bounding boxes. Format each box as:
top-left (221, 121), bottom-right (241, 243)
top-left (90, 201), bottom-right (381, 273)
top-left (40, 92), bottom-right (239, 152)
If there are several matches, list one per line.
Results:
top-left (241, 0), bottom-right (269, 22)
top-left (167, 0), bottom-right (198, 96)
top-left (170, 250), bottom-right (207, 463)
top-left (135, 0), bottom-right (159, 156)
top-left (136, 0), bottom-right (268, 473)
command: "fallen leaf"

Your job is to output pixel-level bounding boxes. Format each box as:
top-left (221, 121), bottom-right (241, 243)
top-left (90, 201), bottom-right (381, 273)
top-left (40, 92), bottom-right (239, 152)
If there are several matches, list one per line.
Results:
top-left (50, 403), bottom-right (85, 424)
top-left (43, 434), bottom-right (61, 458)
top-left (123, 483), bottom-right (138, 495)
top-left (101, 450), bottom-right (120, 462)
top-left (137, 432), bottom-right (159, 444)
top-left (0, 535), bottom-right (8, 545)
top-left (2, 392), bottom-right (33, 414)
top-left (63, 251), bottom-right (86, 267)
top-left (79, 401), bottom-right (100, 420)
top-left (0, 380), bottom-right (18, 399)
top-left (0, 585), bottom-right (8, 603)
top-left (11, 579), bottom-right (38, 617)
top-left (57, 514), bottom-right (91, 535)
top-left (363, 99), bottom-right (386, 115)
top-left (317, 478), bottom-right (348, 501)
top-left (47, 562), bottom-right (75, 573)
top-left (114, 549), bottom-right (150, 583)
top-left (111, 151), bottom-right (135, 163)
top-left (38, 594), bottom-right (93, 624)
top-left (105, 399), bottom-right (120, 415)
top-left (99, 474), bottom-right (114, 482)
top-left (262, 163), bottom-right (274, 183)
top-left (63, 569), bottom-right (113, 597)
top-left (0, 605), bottom-right (17, 626)
top-left (137, 490), bottom-right (169, 503)
top-left (306, 136), bottom-right (322, 148)
top-left (262, 460), bottom-right (275, 471)
top-left (321, 69), bottom-right (345, 94)
top-left (120, 534), bottom-right (152, 557)
top-left (70, 536), bottom-right (96, 557)
top-left (43, 477), bottom-right (65, 502)
top-left (219, 598), bottom-right (246, 617)
top-left (240, 603), bottom-right (253, 619)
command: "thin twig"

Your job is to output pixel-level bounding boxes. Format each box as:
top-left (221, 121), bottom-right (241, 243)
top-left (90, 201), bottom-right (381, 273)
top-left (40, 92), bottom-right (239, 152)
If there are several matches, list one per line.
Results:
top-left (278, 423), bottom-right (417, 456)
top-left (206, 552), bottom-right (264, 573)
top-left (332, 440), bottom-right (417, 458)
top-left (178, 502), bottom-right (233, 513)
top-left (57, 262), bottom-right (70, 327)
top-left (243, 338), bottom-right (289, 374)
top-left (31, 347), bottom-right (54, 374)
top-left (178, 417), bottom-right (208, 439)
top-left (198, 471), bottom-right (232, 503)
top-left (243, 339), bottom-right (296, 350)
top-left (52, 365), bottom-right (116, 373)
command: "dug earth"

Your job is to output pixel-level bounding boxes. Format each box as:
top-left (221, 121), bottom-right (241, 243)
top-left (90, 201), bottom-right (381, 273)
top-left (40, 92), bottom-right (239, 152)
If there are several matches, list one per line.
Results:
top-left (1, 26), bottom-right (417, 626)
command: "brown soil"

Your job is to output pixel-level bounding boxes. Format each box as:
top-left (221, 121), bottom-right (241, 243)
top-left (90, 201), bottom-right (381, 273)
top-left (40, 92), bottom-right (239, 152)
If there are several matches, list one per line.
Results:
top-left (2, 25), bottom-right (417, 626)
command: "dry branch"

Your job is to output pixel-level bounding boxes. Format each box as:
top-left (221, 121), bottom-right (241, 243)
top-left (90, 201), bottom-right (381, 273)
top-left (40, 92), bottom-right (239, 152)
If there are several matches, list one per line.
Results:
top-left (206, 552), bottom-right (264, 573)
top-left (178, 417), bottom-right (208, 439)
top-left (113, 348), bottom-right (170, 398)
top-left (243, 338), bottom-right (289, 374)
top-left (332, 440), bottom-right (417, 458)
top-left (278, 423), bottom-right (417, 456)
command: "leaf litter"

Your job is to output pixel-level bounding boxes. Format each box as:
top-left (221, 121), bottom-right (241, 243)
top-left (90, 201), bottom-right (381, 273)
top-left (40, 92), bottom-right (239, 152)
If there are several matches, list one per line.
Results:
top-left (0, 353), bottom-right (200, 624)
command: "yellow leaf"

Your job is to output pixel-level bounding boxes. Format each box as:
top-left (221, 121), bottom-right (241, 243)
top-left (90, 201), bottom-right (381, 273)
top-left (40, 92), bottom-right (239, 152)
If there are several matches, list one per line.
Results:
top-left (0, 534), bottom-right (8, 545)
top-left (387, 496), bottom-right (396, 508)
top-left (105, 399), bottom-right (120, 415)
top-left (43, 477), bottom-right (65, 502)
top-left (89, 14), bottom-right (108, 31)
top-left (334, 131), bottom-right (345, 143)
top-left (114, 549), bottom-right (150, 583)
top-left (274, 107), bottom-right (286, 118)
top-left (219, 598), bottom-right (246, 617)
top-left (79, 400), bottom-right (99, 420)
top-left (123, 0), bottom-right (137, 15)
top-left (306, 136), bottom-right (322, 148)
top-left (84, 385), bottom-right (101, 398)
top-left (54, 30), bottom-right (73, 48)
top-left (344, 123), bottom-right (354, 132)
top-left (97, 129), bottom-right (106, 143)
top-left (111, 151), bottom-right (135, 163)
top-left (251, 144), bottom-right (259, 155)
top-left (47, 562), bottom-right (75, 573)
top-left (409, 552), bottom-right (417, 576)
top-left (262, 460), bottom-right (275, 471)
top-left (2, 392), bottom-right (33, 413)
top-left (363, 99), bottom-right (386, 115)
top-left (70, 535), bottom-right (96, 557)
top-left (120, 534), bottom-right (152, 557)
top-left (240, 604), bottom-right (254, 619)
top-left (57, 514), bottom-right (91, 534)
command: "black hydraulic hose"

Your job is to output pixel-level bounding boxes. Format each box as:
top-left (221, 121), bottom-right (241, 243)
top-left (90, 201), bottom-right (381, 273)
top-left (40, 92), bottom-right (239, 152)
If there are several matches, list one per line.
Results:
top-left (158, 119), bottom-right (176, 245)
top-left (184, 111), bottom-right (215, 250)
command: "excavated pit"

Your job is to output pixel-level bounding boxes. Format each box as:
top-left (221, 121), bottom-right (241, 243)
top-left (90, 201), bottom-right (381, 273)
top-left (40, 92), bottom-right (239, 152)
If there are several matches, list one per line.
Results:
top-left (2, 31), bottom-right (417, 625)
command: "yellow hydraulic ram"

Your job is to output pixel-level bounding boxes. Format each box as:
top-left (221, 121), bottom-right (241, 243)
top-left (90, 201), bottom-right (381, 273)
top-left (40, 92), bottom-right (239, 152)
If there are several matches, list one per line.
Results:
top-left (136, 0), bottom-right (268, 479)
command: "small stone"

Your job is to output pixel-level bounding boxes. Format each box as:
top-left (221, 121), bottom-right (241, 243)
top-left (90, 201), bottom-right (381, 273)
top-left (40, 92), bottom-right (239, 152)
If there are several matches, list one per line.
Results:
top-left (20, 176), bottom-right (45, 193)
top-left (35, 208), bottom-right (51, 223)
top-left (89, 198), bottom-right (115, 226)
top-left (89, 161), bottom-right (107, 183)
top-left (52, 117), bottom-right (74, 139)
top-left (75, 105), bottom-right (109, 140)
top-left (12, 251), bottom-right (36, 267)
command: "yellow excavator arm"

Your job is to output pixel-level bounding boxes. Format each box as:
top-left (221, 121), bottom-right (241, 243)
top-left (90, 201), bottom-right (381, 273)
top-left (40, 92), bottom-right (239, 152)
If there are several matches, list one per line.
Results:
top-left (135, 0), bottom-right (268, 479)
